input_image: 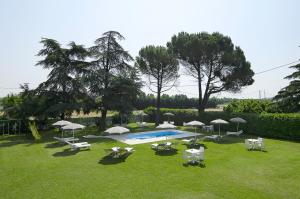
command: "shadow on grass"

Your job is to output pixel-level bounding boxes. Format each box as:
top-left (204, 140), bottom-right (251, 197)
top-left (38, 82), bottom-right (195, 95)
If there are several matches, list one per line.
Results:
top-left (182, 162), bottom-right (206, 168)
top-left (99, 153), bottom-right (132, 165)
top-left (52, 148), bottom-right (90, 157)
top-left (45, 142), bottom-right (65, 148)
top-left (247, 149), bottom-right (268, 153)
top-left (154, 149), bottom-right (178, 156)
top-left (184, 143), bottom-right (208, 149)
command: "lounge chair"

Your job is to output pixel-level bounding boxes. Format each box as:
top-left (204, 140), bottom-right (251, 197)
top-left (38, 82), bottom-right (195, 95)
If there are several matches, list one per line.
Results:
top-left (202, 135), bottom-right (221, 141)
top-left (182, 137), bottom-right (198, 146)
top-left (54, 136), bottom-right (79, 143)
top-left (66, 141), bottom-right (91, 151)
top-left (226, 130), bottom-right (243, 136)
top-left (82, 135), bottom-right (105, 138)
top-left (105, 147), bottom-right (134, 158)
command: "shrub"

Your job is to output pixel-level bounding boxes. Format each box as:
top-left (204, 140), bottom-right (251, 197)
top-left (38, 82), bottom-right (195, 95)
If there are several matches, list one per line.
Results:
top-left (224, 99), bottom-right (276, 113)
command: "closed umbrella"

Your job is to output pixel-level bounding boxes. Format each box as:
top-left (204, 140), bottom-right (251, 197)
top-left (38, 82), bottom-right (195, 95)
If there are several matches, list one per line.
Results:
top-left (230, 117), bottom-right (247, 131)
top-left (163, 112), bottom-right (175, 123)
top-left (105, 126), bottom-right (130, 134)
top-left (185, 120), bottom-right (205, 133)
top-left (61, 123), bottom-right (85, 141)
top-left (52, 120), bottom-right (72, 138)
top-left (139, 111), bottom-right (148, 123)
top-left (210, 119), bottom-right (229, 136)
top-left (156, 123), bottom-right (176, 129)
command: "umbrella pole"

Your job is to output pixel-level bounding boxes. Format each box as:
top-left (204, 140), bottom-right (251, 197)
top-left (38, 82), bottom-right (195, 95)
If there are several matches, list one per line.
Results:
top-left (237, 123), bottom-right (239, 131)
top-left (219, 124), bottom-right (220, 136)
top-left (73, 130), bottom-right (75, 143)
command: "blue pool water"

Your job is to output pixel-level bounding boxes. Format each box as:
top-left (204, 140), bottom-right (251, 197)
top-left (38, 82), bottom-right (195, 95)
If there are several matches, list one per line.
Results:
top-left (127, 131), bottom-right (180, 139)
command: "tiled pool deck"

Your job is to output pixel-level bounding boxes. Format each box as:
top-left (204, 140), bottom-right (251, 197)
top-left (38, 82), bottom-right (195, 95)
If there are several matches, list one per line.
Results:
top-left (107, 129), bottom-right (201, 145)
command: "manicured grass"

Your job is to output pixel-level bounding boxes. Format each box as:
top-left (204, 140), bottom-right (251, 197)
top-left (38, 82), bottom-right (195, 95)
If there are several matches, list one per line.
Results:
top-left (0, 126), bottom-right (300, 199)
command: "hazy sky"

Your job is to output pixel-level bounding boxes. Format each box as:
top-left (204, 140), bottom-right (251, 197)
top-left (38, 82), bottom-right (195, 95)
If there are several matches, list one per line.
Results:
top-left (0, 0), bottom-right (299, 98)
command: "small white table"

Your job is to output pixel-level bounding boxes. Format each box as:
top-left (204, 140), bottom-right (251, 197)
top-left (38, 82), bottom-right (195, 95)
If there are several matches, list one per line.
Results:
top-left (246, 139), bottom-right (258, 150)
top-left (185, 149), bottom-right (201, 163)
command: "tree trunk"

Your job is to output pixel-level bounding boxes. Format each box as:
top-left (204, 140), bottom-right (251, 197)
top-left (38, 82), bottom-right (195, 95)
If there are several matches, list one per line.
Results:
top-left (100, 109), bottom-right (107, 130)
top-left (200, 93), bottom-right (210, 113)
top-left (155, 91), bottom-right (161, 126)
top-left (60, 112), bottom-right (65, 120)
top-left (197, 70), bottom-right (203, 115)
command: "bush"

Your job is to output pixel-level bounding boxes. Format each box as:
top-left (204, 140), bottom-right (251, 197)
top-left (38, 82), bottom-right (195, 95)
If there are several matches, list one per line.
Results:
top-left (144, 107), bottom-right (300, 140)
top-left (224, 99), bottom-right (277, 113)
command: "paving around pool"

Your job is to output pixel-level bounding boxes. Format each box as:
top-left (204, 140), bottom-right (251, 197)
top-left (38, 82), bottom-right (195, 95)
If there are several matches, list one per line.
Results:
top-left (107, 129), bottom-right (200, 145)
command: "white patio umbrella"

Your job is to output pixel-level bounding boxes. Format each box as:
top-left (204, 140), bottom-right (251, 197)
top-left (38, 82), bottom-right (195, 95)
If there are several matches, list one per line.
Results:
top-left (105, 126), bottom-right (130, 134)
top-left (52, 120), bottom-right (72, 138)
top-left (163, 112), bottom-right (175, 123)
top-left (185, 120), bottom-right (205, 133)
top-left (210, 119), bottom-right (229, 136)
top-left (156, 123), bottom-right (176, 129)
top-left (61, 123), bottom-right (85, 141)
top-left (230, 117), bottom-right (247, 131)
top-left (52, 120), bottom-right (72, 127)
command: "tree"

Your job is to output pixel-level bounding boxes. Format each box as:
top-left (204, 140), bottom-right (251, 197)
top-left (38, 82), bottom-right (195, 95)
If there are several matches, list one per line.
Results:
top-left (274, 64), bottom-right (300, 112)
top-left (136, 45), bottom-right (179, 125)
top-left (167, 32), bottom-right (254, 114)
top-left (107, 68), bottom-right (142, 115)
top-left (86, 31), bottom-right (134, 129)
top-left (35, 38), bottom-right (89, 119)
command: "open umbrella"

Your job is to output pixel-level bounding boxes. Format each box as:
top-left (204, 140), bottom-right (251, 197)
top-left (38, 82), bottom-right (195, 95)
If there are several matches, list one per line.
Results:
top-left (61, 123), bottom-right (85, 141)
top-left (105, 126), bottom-right (130, 134)
top-left (210, 119), bottom-right (229, 136)
top-left (52, 120), bottom-right (72, 138)
top-left (230, 117), bottom-right (247, 131)
top-left (185, 120), bottom-right (205, 133)
top-left (156, 123), bottom-right (176, 129)
top-left (52, 120), bottom-right (72, 127)
top-left (163, 112), bottom-right (175, 123)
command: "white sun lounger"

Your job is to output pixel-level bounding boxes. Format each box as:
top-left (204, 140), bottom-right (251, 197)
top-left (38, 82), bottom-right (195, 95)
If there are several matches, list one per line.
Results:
top-left (203, 135), bottom-right (221, 141)
top-left (226, 130), bottom-right (243, 136)
top-left (66, 141), bottom-right (91, 151)
top-left (82, 135), bottom-right (106, 138)
top-left (54, 136), bottom-right (79, 143)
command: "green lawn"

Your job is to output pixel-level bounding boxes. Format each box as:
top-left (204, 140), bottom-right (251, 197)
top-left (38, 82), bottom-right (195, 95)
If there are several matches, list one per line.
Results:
top-left (0, 126), bottom-right (300, 199)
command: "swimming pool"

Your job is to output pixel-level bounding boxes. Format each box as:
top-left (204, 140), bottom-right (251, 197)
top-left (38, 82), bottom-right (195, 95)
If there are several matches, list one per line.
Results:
top-left (107, 129), bottom-right (200, 145)
top-left (126, 131), bottom-right (180, 139)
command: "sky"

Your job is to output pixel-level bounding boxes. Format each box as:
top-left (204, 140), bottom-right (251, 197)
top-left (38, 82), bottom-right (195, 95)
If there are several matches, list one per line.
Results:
top-left (0, 0), bottom-right (299, 99)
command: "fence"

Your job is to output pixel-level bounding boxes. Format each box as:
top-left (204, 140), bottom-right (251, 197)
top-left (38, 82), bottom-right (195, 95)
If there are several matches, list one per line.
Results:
top-left (0, 119), bottom-right (23, 135)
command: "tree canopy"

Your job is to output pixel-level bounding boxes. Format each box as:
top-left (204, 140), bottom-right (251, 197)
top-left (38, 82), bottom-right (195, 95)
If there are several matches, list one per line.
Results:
top-left (136, 45), bottom-right (179, 124)
top-left (85, 31), bottom-right (140, 128)
top-left (35, 38), bottom-right (89, 119)
top-left (274, 64), bottom-right (300, 112)
top-left (167, 32), bottom-right (254, 113)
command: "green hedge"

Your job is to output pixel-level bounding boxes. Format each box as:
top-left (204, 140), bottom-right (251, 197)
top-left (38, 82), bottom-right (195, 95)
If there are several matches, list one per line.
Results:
top-left (144, 107), bottom-right (300, 140)
top-left (224, 99), bottom-right (277, 113)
